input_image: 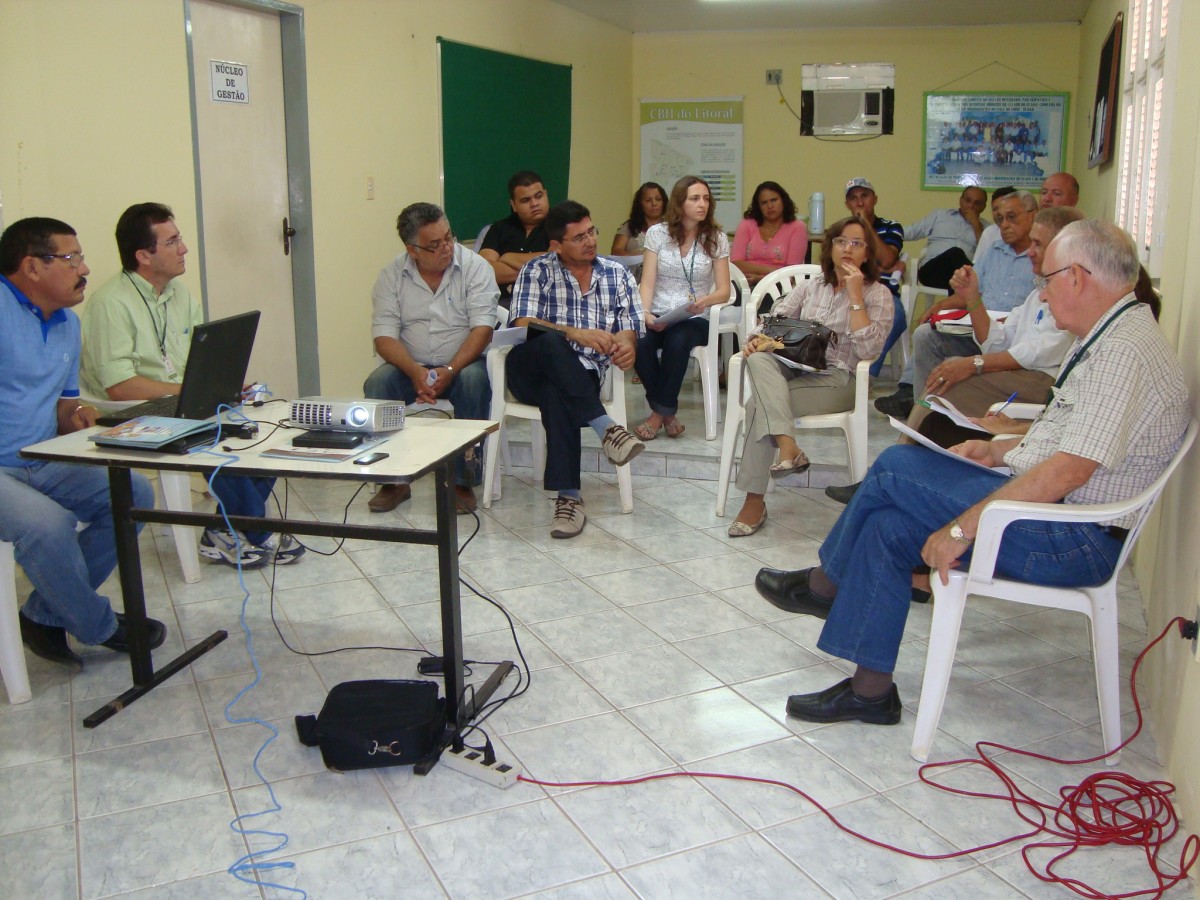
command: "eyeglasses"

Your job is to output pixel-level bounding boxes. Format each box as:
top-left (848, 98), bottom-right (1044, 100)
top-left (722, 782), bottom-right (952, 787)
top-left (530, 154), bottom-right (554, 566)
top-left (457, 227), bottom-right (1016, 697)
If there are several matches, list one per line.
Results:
top-left (563, 226), bottom-right (599, 246)
top-left (1034, 263), bottom-right (1091, 289)
top-left (995, 211), bottom-right (1034, 224)
top-left (39, 252), bottom-right (86, 268)
top-left (411, 233), bottom-right (456, 253)
top-left (158, 235), bottom-right (185, 249)
top-left (832, 237), bottom-right (867, 250)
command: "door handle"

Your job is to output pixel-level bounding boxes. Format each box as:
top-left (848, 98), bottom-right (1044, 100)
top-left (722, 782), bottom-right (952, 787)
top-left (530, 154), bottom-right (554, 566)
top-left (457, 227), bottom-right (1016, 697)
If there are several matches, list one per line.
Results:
top-left (282, 217), bottom-right (297, 255)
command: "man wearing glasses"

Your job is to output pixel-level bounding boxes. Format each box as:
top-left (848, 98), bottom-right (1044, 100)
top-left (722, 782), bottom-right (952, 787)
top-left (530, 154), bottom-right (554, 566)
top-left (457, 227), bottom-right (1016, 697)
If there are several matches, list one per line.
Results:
top-left (508, 201), bottom-right (646, 539)
top-left (756, 220), bottom-right (1188, 728)
top-left (363, 202), bottom-right (499, 513)
top-left (0, 217), bottom-right (164, 671)
top-left (80, 203), bottom-right (303, 569)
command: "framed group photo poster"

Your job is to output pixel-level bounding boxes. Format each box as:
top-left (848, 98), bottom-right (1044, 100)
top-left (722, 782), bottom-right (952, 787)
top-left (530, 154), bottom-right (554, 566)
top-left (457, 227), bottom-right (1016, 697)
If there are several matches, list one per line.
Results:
top-left (922, 92), bottom-right (1069, 190)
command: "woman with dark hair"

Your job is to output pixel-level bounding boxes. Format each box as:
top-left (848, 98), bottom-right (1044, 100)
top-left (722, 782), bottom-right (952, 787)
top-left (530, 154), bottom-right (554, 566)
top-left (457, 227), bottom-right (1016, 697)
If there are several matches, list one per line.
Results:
top-left (731, 181), bottom-right (808, 286)
top-left (728, 216), bottom-right (892, 536)
top-left (634, 175), bottom-right (731, 440)
top-left (611, 182), bottom-right (667, 255)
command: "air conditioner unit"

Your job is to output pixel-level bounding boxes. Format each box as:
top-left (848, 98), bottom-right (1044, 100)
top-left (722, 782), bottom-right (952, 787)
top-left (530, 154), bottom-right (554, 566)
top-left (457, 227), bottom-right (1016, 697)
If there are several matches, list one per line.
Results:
top-left (812, 89), bottom-right (883, 136)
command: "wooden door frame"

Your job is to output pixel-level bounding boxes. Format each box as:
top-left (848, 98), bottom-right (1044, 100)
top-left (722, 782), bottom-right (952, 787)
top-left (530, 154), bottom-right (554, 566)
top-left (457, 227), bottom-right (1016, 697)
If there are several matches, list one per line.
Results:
top-left (183, 0), bottom-right (320, 395)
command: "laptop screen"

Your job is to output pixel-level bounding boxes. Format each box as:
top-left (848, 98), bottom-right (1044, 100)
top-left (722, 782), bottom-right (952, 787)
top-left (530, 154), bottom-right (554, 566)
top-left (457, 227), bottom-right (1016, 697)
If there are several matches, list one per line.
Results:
top-left (176, 310), bottom-right (261, 419)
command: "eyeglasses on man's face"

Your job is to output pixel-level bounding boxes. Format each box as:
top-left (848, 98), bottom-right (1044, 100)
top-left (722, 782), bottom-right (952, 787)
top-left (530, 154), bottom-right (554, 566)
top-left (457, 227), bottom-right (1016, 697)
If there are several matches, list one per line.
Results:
top-left (832, 236), bottom-right (867, 250)
top-left (411, 233), bottom-right (456, 253)
top-left (40, 252), bottom-right (86, 268)
top-left (1034, 263), bottom-right (1091, 289)
top-left (563, 226), bottom-right (599, 246)
top-left (158, 235), bottom-right (186, 249)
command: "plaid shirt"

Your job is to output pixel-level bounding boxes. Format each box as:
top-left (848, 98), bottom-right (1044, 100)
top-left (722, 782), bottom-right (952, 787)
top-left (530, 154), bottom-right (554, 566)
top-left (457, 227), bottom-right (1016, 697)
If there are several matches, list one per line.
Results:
top-left (511, 252), bottom-right (644, 376)
top-left (1005, 296), bottom-right (1190, 527)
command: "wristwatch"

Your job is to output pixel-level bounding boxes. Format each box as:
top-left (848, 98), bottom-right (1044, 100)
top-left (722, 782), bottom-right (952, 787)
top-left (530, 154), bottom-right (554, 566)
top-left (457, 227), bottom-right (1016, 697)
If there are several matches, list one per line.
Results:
top-left (849, 304), bottom-right (865, 312)
top-left (949, 520), bottom-right (972, 544)
top-left (972, 356), bottom-right (985, 375)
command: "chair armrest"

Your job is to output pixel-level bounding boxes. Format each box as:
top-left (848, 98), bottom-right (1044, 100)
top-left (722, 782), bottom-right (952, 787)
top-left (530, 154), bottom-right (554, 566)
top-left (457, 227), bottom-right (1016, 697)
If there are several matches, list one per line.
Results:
top-left (986, 401), bottom-right (1044, 420)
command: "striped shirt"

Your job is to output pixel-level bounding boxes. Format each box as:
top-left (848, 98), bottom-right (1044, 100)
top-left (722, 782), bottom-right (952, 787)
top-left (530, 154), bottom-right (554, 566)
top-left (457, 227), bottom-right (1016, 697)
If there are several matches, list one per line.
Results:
top-left (1005, 296), bottom-right (1189, 526)
top-left (511, 253), bottom-right (645, 376)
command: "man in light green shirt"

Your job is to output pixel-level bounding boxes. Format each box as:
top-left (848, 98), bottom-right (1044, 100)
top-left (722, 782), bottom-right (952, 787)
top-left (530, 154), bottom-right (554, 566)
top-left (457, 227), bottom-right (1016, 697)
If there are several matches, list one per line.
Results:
top-left (80, 202), bottom-right (202, 400)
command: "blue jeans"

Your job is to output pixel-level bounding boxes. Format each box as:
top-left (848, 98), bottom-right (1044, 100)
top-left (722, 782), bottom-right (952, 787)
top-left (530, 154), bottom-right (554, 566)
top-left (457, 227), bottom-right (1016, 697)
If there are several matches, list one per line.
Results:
top-left (0, 461), bottom-right (154, 644)
top-left (363, 358), bottom-right (491, 486)
top-left (210, 474), bottom-right (276, 545)
top-left (635, 317), bottom-right (709, 417)
top-left (869, 292), bottom-right (907, 378)
top-left (815, 445), bottom-right (1125, 673)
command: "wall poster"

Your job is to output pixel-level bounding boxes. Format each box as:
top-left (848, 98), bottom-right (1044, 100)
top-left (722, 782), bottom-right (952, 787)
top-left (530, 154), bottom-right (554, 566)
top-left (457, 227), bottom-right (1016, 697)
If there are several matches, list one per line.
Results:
top-left (639, 98), bottom-right (743, 229)
top-left (922, 92), bottom-right (1069, 191)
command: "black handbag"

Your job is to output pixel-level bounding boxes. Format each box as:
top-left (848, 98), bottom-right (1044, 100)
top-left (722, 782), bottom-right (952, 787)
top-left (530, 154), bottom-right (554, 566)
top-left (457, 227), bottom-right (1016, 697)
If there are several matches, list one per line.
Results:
top-left (295, 679), bottom-right (444, 772)
top-left (758, 315), bottom-right (837, 370)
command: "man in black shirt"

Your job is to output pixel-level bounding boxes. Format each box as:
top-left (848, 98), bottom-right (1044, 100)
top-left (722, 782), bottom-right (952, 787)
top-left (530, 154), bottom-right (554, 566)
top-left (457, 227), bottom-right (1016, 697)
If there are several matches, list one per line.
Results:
top-left (479, 170), bottom-right (551, 301)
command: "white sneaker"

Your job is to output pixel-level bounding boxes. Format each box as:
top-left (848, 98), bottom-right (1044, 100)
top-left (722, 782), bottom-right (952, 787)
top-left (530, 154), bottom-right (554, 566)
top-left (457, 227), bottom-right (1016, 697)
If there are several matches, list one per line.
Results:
top-left (550, 496), bottom-right (586, 539)
top-left (258, 533), bottom-right (306, 564)
top-left (199, 528), bottom-right (268, 568)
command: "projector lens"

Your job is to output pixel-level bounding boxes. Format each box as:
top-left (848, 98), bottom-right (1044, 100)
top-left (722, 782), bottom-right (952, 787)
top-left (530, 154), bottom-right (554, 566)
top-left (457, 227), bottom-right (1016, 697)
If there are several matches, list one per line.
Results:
top-left (347, 405), bottom-right (368, 427)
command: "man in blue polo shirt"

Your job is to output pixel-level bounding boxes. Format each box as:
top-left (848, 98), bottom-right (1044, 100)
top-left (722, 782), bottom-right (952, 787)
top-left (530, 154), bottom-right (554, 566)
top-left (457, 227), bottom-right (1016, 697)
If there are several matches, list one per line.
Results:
top-left (0, 217), bottom-right (164, 671)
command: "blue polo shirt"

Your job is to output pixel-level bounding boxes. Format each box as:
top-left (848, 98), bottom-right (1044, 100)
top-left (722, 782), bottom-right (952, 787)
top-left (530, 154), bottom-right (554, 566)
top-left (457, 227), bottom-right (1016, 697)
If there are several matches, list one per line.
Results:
top-left (974, 238), bottom-right (1035, 313)
top-left (0, 274), bottom-right (81, 467)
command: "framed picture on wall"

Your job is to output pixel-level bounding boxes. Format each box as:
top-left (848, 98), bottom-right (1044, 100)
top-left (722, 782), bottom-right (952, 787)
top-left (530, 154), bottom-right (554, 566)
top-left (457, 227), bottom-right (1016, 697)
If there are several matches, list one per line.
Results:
top-left (921, 92), bottom-right (1070, 190)
top-left (1088, 13), bottom-right (1124, 169)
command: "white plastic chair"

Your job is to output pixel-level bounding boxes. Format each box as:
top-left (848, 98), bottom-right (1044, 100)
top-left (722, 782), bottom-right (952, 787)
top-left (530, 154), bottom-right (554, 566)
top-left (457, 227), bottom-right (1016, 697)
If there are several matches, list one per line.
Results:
top-left (473, 224), bottom-right (490, 251)
top-left (910, 418), bottom-right (1198, 764)
top-left (715, 264), bottom-right (830, 518)
top-left (1, 541), bottom-right (33, 703)
top-left (689, 292), bottom-right (736, 441)
top-left (721, 266), bottom-right (753, 374)
top-left (482, 344), bottom-right (634, 514)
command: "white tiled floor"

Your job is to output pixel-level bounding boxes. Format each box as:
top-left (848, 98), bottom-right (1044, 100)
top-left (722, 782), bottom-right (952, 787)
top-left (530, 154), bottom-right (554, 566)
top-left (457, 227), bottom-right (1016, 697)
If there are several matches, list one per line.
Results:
top-left (1, 375), bottom-right (1194, 898)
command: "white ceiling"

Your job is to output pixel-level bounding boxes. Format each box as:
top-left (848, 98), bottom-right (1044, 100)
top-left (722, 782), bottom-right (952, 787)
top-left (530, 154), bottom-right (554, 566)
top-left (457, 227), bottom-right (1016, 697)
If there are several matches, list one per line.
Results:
top-left (547, 0), bottom-right (1093, 33)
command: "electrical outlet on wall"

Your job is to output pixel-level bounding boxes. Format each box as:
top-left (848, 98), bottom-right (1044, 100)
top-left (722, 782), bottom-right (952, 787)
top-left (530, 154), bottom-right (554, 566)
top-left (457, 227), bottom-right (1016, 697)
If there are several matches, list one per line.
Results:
top-left (766, 70), bottom-right (782, 86)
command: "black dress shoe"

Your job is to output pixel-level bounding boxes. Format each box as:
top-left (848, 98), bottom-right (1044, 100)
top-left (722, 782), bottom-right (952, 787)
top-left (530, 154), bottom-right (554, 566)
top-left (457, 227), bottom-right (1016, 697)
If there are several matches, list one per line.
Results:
top-left (754, 567), bottom-right (834, 618)
top-left (100, 613), bottom-right (167, 653)
top-left (19, 611), bottom-right (83, 672)
top-left (873, 384), bottom-right (914, 419)
top-left (824, 481), bottom-right (862, 505)
top-left (786, 678), bottom-right (902, 725)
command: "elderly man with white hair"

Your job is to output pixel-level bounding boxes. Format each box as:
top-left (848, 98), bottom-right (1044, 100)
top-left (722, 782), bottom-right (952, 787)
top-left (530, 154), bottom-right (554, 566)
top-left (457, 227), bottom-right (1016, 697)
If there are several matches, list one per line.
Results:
top-left (755, 219), bottom-right (1189, 727)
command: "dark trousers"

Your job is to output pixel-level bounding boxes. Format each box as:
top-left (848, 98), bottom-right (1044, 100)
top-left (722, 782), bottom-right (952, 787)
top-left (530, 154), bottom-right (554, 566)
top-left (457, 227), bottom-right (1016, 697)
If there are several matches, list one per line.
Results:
top-left (634, 317), bottom-right (709, 417)
top-left (916, 248), bottom-right (973, 292)
top-left (506, 331), bottom-right (605, 491)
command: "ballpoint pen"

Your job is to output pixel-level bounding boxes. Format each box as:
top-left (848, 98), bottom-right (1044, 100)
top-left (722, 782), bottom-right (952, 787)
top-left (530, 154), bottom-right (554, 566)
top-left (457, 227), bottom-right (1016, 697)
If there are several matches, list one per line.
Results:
top-left (991, 391), bottom-right (1019, 417)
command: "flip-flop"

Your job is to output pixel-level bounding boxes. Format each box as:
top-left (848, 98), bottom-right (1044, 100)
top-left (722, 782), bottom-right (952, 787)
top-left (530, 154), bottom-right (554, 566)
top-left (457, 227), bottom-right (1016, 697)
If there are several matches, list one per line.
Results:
top-left (664, 420), bottom-right (686, 438)
top-left (633, 421), bottom-right (662, 441)
top-left (769, 451), bottom-right (810, 477)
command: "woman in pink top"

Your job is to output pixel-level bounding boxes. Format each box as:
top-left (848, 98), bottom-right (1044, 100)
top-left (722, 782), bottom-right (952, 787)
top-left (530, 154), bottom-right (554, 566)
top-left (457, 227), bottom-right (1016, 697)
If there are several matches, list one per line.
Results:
top-left (731, 181), bottom-right (808, 287)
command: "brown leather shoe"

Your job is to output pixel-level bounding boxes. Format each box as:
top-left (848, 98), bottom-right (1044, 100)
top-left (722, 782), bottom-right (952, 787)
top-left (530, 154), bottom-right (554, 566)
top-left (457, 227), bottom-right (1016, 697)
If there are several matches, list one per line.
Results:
top-left (455, 484), bottom-right (477, 514)
top-left (368, 483), bottom-right (411, 512)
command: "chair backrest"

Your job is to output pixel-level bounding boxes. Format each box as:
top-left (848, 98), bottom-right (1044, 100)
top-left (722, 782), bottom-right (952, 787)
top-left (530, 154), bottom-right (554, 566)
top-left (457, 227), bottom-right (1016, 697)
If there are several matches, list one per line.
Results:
top-left (729, 265), bottom-right (751, 307)
top-left (1111, 417), bottom-right (1198, 573)
top-left (474, 224), bottom-right (490, 251)
top-left (744, 264), bottom-right (824, 338)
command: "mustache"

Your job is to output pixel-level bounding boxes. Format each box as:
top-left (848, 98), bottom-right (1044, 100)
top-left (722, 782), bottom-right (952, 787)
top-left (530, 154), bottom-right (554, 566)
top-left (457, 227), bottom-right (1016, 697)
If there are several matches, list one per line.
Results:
top-left (75, 277), bottom-right (87, 290)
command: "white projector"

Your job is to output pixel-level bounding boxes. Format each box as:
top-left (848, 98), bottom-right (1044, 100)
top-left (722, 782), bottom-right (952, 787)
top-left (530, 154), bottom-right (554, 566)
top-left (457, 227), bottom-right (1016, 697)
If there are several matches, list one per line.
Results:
top-left (289, 397), bottom-right (405, 432)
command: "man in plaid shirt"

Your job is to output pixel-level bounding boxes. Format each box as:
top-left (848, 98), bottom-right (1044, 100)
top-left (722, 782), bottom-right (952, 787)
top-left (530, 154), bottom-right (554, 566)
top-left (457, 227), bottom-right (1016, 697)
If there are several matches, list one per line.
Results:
top-left (754, 219), bottom-right (1189, 728)
top-left (508, 201), bottom-right (646, 539)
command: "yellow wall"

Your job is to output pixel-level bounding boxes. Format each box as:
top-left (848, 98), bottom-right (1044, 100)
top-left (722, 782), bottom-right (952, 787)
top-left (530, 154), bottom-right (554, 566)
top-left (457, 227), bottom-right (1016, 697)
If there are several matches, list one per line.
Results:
top-left (632, 24), bottom-right (1080, 230)
top-left (0, 0), bottom-right (632, 395)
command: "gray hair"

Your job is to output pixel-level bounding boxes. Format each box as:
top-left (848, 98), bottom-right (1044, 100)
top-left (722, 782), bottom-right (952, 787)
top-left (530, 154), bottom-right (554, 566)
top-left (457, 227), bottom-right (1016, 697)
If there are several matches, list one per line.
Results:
top-left (1034, 205), bottom-right (1085, 238)
top-left (1050, 219), bottom-right (1140, 291)
top-left (1004, 190), bottom-right (1038, 213)
top-left (396, 203), bottom-right (446, 245)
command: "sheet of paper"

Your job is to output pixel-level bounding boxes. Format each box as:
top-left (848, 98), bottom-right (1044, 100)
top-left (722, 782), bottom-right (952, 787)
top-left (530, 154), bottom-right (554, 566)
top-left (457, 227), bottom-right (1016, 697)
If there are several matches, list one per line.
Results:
top-left (924, 395), bottom-right (988, 432)
top-left (771, 354), bottom-right (826, 374)
top-left (491, 326), bottom-right (528, 347)
top-left (650, 304), bottom-right (700, 328)
top-left (888, 416), bottom-right (1012, 475)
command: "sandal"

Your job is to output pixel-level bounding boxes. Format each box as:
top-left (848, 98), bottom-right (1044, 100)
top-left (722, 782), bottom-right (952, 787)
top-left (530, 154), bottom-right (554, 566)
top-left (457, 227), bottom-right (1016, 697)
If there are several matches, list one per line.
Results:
top-left (728, 509), bottom-right (767, 537)
top-left (633, 420), bottom-right (662, 441)
top-left (664, 419), bottom-right (686, 438)
top-left (769, 449), bottom-right (810, 478)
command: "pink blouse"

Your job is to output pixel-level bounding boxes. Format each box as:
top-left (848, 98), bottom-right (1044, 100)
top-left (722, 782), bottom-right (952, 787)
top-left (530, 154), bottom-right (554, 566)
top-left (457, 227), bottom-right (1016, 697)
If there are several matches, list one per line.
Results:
top-left (731, 218), bottom-right (808, 269)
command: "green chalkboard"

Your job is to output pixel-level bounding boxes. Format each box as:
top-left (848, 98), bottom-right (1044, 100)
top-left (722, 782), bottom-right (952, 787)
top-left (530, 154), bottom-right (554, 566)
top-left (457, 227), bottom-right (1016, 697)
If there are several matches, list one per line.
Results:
top-left (438, 38), bottom-right (572, 239)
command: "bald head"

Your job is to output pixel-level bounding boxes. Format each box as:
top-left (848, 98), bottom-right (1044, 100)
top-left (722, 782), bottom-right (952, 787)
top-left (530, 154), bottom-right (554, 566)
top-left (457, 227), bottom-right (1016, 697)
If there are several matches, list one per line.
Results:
top-left (1040, 172), bottom-right (1079, 208)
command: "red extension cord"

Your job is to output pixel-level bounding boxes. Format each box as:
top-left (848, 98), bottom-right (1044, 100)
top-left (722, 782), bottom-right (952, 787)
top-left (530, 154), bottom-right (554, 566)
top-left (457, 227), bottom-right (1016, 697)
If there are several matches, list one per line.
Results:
top-left (518, 617), bottom-right (1199, 899)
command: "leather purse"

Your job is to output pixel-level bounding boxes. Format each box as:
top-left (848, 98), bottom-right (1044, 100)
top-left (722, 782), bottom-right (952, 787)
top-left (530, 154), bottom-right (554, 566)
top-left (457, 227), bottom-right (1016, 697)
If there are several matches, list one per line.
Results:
top-left (758, 315), bottom-right (837, 370)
